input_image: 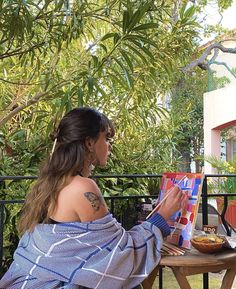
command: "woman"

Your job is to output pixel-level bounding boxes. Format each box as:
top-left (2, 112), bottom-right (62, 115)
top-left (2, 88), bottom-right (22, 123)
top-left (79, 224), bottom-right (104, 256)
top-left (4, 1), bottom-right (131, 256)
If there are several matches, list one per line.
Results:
top-left (0, 107), bottom-right (187, 289)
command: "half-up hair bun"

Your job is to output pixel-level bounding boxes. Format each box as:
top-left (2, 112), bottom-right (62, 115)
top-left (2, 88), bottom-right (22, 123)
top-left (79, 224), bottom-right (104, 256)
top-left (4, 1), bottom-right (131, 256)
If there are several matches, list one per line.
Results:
top-left (48, 107), bottom-right (115, 175)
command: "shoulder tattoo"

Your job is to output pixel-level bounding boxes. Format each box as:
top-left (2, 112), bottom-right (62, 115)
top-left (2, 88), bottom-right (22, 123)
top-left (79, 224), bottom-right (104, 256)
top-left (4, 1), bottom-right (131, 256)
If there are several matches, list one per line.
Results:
top-left (84, 192), bottom-right (105, 212)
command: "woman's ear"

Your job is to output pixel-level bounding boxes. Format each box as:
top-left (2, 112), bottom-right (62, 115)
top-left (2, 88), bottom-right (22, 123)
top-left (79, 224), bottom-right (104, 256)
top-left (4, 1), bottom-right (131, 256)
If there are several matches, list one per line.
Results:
top-left (85, 137), bottom-right (95, 152)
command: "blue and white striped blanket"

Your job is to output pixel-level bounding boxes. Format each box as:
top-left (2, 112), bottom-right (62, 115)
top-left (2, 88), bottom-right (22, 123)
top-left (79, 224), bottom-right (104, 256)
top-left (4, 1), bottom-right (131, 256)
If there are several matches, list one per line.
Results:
top-left (0, 213), bottom-right (163, 289)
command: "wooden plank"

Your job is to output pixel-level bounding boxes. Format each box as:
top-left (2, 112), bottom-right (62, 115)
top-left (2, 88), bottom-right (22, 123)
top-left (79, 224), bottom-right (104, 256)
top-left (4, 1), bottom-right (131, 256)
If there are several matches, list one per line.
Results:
top-left (142, 266), bottom-right (159, 289)
top-left (220, 268), bottom-right (236, 289)
top-left (172, 267), bottom-right (191, 289)
top-left (160, 249), bottom-right (236, 267)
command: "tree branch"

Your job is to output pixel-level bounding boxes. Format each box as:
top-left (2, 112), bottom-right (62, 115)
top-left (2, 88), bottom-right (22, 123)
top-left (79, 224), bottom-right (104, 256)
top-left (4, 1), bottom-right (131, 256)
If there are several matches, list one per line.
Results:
top-left (0, 42), bottom-right (46, 60)
top-left (171, 0), bottom-right (180, 24)
top-left (182, 42), bottom-right (236, 72)
top-left (0, 80), bottom-right (68, 127)
top-left (0, 78), bottom-right (40, 86)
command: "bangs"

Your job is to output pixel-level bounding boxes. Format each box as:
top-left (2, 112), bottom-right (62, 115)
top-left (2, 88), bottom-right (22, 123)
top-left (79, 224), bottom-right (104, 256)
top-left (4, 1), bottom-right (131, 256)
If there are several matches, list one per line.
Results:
top-left (100, 114), bottom-right (115, 138)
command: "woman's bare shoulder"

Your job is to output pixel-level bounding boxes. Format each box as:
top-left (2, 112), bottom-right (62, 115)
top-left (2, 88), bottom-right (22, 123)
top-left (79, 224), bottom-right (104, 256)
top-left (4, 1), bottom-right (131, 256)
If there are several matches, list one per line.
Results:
top-left (62, 176), bottom-right (108, 222)
top-left (70, 175), bottom-right (99, 191)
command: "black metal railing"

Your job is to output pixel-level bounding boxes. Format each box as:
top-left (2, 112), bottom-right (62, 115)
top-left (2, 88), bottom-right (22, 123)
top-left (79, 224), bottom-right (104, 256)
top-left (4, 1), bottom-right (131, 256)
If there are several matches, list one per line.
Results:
top-left (0, 174), bottom-right (236, 289)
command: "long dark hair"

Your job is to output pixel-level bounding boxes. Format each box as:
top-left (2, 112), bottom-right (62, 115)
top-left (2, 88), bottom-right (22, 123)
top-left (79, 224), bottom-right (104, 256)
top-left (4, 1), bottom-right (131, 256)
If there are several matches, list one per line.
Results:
top-left (18, 107), bottom-right (114, 233)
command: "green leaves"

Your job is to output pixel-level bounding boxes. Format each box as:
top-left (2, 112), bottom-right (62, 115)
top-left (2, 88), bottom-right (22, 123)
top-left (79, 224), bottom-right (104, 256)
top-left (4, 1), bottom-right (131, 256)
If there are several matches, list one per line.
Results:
top-left (0, 0), bottom-right (85, 61)
top-left (122, 10), bottom-right (130, 33)
top-left (174, 3), bottom-right (199, 29)
top-left (101, 32), bottom-right (117, 41)
top-left (120, 49), bottom-right (133, 71)
top-left (133, 23), bottom-right (159, 31)
top-left (0, 0), bottom-right (224, 178)
top-left (122, 1), bottom-right (154, 33)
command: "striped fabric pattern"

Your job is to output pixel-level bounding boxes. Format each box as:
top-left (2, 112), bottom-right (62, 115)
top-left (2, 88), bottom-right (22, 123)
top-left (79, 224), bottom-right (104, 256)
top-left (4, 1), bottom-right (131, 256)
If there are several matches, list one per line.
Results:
top-left (0, 213), bottom-right (163, 289)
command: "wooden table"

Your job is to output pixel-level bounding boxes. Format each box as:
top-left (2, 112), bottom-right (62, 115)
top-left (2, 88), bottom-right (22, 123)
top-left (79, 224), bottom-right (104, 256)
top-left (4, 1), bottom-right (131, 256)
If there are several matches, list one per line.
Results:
top-left (142, 248), bottom-right (236, 289)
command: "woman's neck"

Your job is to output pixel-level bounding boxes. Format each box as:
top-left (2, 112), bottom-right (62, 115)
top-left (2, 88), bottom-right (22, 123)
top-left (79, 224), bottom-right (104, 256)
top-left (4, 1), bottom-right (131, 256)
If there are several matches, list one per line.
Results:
top-left (80, 164), bottom-right (94, 178)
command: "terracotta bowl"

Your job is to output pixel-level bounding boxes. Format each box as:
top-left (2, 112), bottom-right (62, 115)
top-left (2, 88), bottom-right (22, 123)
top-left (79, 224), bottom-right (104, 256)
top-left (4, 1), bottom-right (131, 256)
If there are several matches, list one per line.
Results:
top-left (190, 235), bottom-right (225, 254)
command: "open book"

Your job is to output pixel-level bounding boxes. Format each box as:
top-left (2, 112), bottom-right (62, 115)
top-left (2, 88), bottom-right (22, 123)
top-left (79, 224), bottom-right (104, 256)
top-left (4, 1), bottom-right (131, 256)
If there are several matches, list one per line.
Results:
top-left (159, 172), bottom-right (204, 250)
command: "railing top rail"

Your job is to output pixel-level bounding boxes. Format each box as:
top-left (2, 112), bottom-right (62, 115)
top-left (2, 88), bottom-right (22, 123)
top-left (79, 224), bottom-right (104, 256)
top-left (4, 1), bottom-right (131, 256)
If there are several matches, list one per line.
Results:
top-left (0, 176), bottom-right (37, 181)
top-left (1, 173), bottom-right (236, 181)
top-left (0, 195), bottom-right (159, 204)
top-left (204, 174), bottom-right (236, 177)
top-left (205, 193), bottom-right (236, 197)
top-left (1, 194), bottom-right (235, 204)
top-left (0, 174), bottom-right (163, 181)
top-left (0, 200), bottom-right (24, 204)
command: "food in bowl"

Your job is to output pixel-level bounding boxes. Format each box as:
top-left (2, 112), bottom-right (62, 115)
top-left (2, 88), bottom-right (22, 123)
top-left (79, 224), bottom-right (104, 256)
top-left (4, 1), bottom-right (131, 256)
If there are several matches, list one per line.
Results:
top-left (190, 234), bottom-right (225, 253)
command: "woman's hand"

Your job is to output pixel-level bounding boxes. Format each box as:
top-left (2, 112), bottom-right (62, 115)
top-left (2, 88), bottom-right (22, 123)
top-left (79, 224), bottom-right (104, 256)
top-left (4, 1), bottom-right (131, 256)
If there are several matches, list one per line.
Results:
top-left (157, 186), bottom-right (188, 221)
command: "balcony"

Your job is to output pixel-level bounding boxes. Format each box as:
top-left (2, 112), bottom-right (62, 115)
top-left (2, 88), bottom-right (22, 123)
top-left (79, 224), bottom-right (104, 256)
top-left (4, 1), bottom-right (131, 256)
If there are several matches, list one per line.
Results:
top-left (0, 174), bottom-right (236, 289)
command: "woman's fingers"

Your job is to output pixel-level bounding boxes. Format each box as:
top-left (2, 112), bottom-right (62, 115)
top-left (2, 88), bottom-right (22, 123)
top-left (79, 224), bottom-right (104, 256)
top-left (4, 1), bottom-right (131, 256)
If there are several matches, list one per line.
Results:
top-left (159, 186), bottom-right (189, 220)
top-left (181, 192), bottom-right (189, 215)
top-left (159, 183), bottom-right (191, 221)
top-left (169, 185), bottom-right (181, 199)
top-left (171, 187), bottom-right (188, 211)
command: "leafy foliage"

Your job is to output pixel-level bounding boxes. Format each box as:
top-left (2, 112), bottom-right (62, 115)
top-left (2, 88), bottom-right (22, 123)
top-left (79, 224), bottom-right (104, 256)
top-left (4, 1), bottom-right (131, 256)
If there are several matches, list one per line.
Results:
top-left (0, 0), bottom-right (203, 178)
top-left (0, 0), bottom-right (234, 274)
top-left (168, 71), bottom-right (207, 172)
top-left (205, 156), bottom-right (236, 203)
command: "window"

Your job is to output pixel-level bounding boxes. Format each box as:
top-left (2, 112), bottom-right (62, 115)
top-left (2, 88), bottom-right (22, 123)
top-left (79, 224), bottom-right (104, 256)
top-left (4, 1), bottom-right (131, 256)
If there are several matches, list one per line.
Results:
top-left (232, 139), bottom-right (236, 160)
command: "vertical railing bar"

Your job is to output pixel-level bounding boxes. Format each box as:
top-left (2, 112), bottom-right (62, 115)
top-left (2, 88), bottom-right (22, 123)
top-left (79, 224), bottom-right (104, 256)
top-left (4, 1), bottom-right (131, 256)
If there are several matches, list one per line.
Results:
top-left (159, 267), bottom-right (163, 289)
top-left (221, 195), bottom-right (231, 236)
top-left (203, 273), bottom-right (209, 289)
top-left (0, 203), bottom-right (4, 272)
top-left (202, 176), bottom-right (208, 225)
top-left (202, 176), bottom-right (209, 289)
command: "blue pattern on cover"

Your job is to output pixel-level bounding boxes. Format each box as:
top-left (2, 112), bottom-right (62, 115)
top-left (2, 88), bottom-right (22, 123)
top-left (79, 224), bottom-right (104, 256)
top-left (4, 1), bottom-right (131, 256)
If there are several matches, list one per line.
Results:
top-left (0, 213), bottom-right (163, 289)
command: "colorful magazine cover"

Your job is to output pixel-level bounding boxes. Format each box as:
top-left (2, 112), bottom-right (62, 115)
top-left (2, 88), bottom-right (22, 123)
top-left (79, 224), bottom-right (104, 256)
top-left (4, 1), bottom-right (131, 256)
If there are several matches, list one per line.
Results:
top-left (159, 172), bottom-right (204, 249)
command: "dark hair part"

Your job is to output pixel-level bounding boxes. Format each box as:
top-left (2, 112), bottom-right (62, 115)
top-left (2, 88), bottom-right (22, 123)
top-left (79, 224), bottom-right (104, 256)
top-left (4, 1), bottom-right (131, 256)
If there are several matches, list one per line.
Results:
top-left (18, 107), bottom-right (115, 233)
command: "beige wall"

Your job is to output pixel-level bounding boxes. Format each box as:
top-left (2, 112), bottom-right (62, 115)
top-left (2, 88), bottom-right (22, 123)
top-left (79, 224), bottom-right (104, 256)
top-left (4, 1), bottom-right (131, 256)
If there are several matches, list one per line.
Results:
top-left (204, 84), bottom-right (236, 173)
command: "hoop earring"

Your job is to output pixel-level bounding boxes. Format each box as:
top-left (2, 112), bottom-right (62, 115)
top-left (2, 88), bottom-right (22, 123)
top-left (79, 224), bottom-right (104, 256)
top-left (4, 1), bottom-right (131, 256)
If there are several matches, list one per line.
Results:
top-left (89, 163), bottom-right (95, 173)
top-left (50, 138), bottom-right (57, 160)
top-left (88, 151), bottom-right (96, 172)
